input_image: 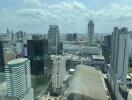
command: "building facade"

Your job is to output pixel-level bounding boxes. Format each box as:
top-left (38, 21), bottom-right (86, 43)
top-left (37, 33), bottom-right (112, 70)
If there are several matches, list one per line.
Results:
top-left (87, 20), bottom-right (94, 46)
top-left (51, 56), bottom-right (66, 95)
top-left (5, 58), bottom-right (34, 100)
top-left (108, 27), bottom-right (129, 100)
top-left (27, 39), bottom-right (51, 76)
top-left (111, 27), bottom-right (129, 81)
top-left (104, 35), bottom-right (112, 49)
top-left (48, 25), bottom-right (60, 54)
top-left (0, 41), bottom-right (4, 72)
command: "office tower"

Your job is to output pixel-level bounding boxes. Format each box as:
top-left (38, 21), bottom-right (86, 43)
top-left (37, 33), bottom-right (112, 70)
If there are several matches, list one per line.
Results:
top-left (103, 35), bottom-right (112, 63)
top-left (66, 34), bottom-right (73, 41)
top-left (87, 20), bottom-right (94, 46)
top-left (107, 27), bottom-right (129, 100)
top-left (27, 39), bottom-right (48, 57)
top-left (51, 56), bottom-right (66, 95)
top-left (5, 58), bottom-right (34, 100)
top-left (7, 29), bottom-right (10, 34)
top-left (66, 33), bottom-right (77, 41)
top-left (104, 35), bottom-right (112, 49)
top-left (16, 31), bottom-right (25, 41)
top-left (48, 25), bottom-right (60, 54)
top-left (27, 39), bottom-right (51, 76)
top-left (0, 41), bottom-right (4, 72)
top-left (58, 42), bottom-right (63, 54)
top-left (73, 33), bottom-right (77, 41)
top-left (111, 27), bottom-right (129, 81)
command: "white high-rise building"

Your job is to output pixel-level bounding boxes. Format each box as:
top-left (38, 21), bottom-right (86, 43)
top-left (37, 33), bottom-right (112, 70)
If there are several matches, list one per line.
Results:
top-left (111, 27), bottom-right (129, 82)
top-left (87, 20), bottom-right (94, 46)
top-left (107, 27), bottom-right (129, 100)
top-left (5, 58), bottom-right (34, 100)
top-left (51, 56), bottom-right (66, 95)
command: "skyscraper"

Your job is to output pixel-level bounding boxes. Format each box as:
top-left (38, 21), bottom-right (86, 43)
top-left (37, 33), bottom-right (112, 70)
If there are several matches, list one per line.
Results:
top-left (7, 29), bottom-right (10, 34)
top-left (111, 27), bottom-right (129, 81)
top-left (48, 25), bottom-right (60, 54)
top-left (73, 33), bottom-right (77, 41)
top-left (107, 27), bottom-right (129, 100)
top-left (87, 20), bottom-right (94, 46)
top-left (104, 35), bottom-right (112, 49)
top-left (5, 58), bottom-right (34, 100)
top-left (27, 39), bottom-right (51, 76)
top-left (16, 31), bottom-right (25, 41)
top-left (0, 41), bottom-right (4, 72)
top-left (27, 39), bottom-right (48, 58)
top-left (51, 56), bottom-right (66, 95)
top-left (66, 34), bottom-right (73, 41)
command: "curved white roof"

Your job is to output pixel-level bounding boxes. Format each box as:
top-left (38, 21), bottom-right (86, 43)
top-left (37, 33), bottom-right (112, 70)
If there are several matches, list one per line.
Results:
top-left (8, 58), bottom-right (28, 65)
top-left (68, 65), bottom-right (108, 100)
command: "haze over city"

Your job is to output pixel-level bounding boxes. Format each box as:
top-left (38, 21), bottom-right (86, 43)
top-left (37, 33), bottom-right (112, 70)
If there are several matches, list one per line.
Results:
top-left (1, 0), bottom-right (132, 100)
top-left (1, 0), bottom-right (132, 33)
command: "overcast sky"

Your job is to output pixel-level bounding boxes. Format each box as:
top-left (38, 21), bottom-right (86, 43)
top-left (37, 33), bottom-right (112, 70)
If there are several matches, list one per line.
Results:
top-left (0, 0), bottom-right (132, 33)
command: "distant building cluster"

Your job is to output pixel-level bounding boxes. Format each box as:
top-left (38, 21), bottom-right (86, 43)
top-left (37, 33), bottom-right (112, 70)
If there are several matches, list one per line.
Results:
top-left (0, 20), bottom-right (132, 100)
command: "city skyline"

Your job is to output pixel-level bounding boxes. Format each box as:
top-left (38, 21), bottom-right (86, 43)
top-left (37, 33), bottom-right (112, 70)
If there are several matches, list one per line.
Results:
top-left (0, 0), bottom-right (132, 33)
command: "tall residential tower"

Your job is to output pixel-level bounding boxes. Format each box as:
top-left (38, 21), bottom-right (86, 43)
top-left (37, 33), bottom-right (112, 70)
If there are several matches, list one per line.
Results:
top-left (5, 58), bottom-right (34, 100)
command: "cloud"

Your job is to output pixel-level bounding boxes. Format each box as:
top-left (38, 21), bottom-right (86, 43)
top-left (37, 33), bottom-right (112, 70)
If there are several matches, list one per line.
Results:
top-left (17, 2), bottom-right (132, 23)
top-left (1, 1), bottom-right (132, 33)
top-left (23, 0), bottom-right (42, 7)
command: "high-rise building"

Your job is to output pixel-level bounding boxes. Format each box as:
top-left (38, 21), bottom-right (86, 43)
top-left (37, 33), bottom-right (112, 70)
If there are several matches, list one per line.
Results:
top-left (27, 40), bottom-right (48, 58)
top-left (73, 33), bottom-right (77, 41)
top-left (111, 27), bottom-right (129, 81)
top-left (7, 29), bottom-right (10, 34)
top-left (66, 33), bottom-right (77, 41)
top-left (48, 25), bottom-right (60, 54)
top-left (5, 58), bottom-right (34, 100)
top-left (51, 56), bottom-right (66, 95)
top-left (58, 42), bottom-right (63, 54)
top-left (104, 35), bottom-right (112, 49)
top-left (87, 20), bottom-right (94, 46)
top-left (107, 27), bottom-right (129, 100)
top-left (16, 31), bottom-right (26, 41)
top-left (27, 39), bottom-right (51, 76)
top-left (0, 41), bottom-right (4, 72)
top-left (103, 35), bottom-right (112, 63)
top-left (66, 34), bottom-right (73, 41)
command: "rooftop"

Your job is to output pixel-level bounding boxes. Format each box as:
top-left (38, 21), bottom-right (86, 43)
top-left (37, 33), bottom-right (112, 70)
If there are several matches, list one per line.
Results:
top-left (67, 64), bottom-right (108, 100)
top-left (92, 55), bottom-right (105, 60)
top-left (7, 58), bottom-right (28, 65)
